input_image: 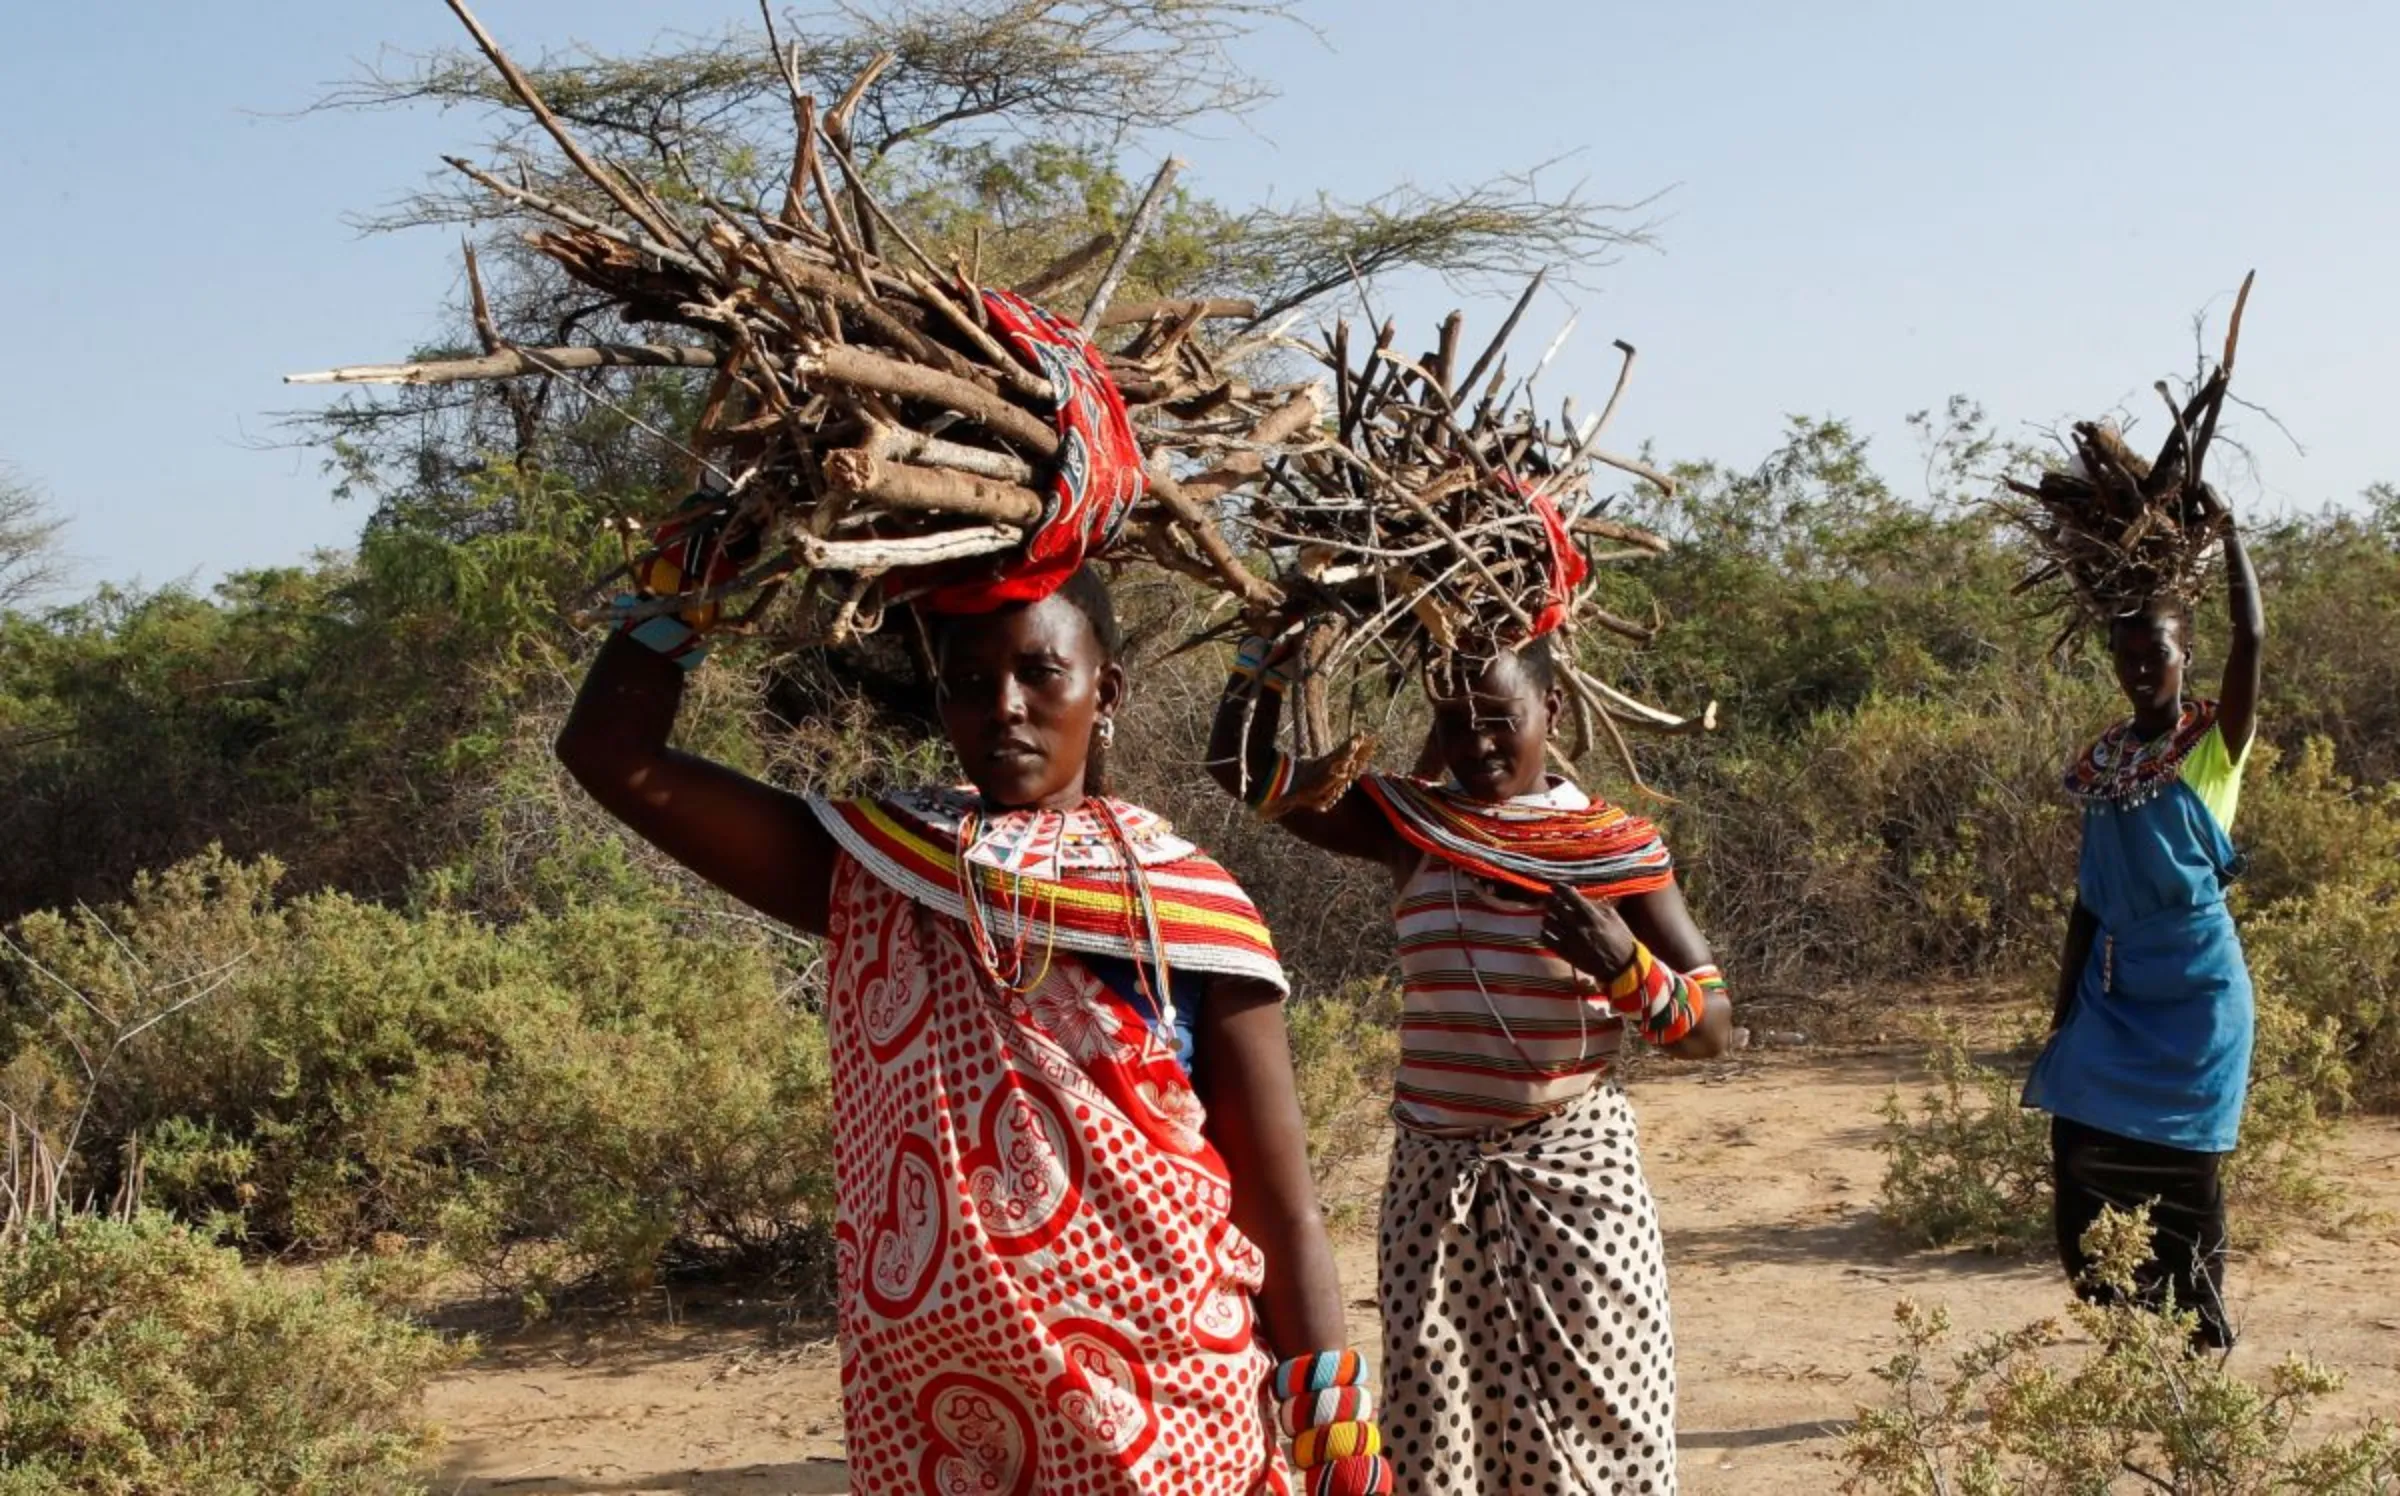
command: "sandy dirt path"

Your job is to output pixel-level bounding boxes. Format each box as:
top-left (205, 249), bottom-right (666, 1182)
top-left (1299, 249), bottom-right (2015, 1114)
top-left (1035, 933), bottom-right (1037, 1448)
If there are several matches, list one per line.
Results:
top-left (427, 1049), bottom-right (2400, 1493)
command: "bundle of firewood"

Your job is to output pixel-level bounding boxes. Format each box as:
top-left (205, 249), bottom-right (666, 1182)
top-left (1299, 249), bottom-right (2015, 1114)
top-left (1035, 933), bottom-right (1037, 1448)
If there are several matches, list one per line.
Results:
top-left (1214, 277), bottom-right (1713, 786)
top-left (2002, 272), bottom-right (2255, 658)
top-left (288, 0), bottom-right (1309, 642)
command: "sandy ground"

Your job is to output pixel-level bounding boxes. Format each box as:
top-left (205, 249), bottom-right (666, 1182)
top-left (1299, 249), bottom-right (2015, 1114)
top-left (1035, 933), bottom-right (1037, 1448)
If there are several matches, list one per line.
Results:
top-left (425, 1049), bottom-right (2400, 1494)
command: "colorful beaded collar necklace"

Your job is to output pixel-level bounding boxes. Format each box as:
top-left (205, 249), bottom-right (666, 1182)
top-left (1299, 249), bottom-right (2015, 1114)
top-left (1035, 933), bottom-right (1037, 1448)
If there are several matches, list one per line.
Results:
top-left (2064, 699), bottom-right (2218, 807)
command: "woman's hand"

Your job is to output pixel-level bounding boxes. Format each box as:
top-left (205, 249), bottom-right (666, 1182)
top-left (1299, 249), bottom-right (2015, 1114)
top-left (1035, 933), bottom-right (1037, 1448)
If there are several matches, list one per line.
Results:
top-left (1542, 884), bottom-right (1638, 983)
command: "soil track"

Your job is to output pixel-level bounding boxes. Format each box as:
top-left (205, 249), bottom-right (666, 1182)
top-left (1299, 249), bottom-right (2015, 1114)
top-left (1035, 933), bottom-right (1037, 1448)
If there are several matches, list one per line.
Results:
top-left (428, 1048), bottom-right (2400, 1493)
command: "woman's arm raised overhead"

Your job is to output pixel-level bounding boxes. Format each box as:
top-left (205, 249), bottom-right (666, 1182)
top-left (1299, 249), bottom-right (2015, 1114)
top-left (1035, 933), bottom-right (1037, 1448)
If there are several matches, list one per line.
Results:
top-left (1205, 631), bottom-right (1407, 869)
top-left (2214, 508), bottom-right (2265, 761)
top-left (556, 631), bottom-right (838, 935)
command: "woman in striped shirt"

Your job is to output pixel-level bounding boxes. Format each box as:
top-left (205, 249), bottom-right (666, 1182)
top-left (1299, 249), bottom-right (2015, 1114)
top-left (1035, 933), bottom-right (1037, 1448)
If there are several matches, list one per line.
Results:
top-left (1210, 631), bottom-right (1734, 1495)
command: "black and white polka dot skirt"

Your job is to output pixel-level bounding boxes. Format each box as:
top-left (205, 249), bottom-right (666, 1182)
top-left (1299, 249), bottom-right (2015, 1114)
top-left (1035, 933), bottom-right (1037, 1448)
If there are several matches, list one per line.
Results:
top-left (1376, 1078), bottom-right (1677, 1494)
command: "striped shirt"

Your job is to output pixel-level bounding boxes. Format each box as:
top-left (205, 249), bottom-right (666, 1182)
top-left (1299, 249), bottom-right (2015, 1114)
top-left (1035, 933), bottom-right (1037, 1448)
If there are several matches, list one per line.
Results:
top-left (1390, 785), bottom-right (1628, 1135)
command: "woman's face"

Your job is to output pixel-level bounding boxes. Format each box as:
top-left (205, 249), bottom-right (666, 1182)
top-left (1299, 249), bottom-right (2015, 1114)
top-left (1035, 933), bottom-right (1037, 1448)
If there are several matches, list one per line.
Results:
top-left (936, 593), bottom-right (1123, 810)
top-left (2110, 611), bottom-right (2187, 718)
top-left (1430, 651), bottom-right (1560, 802)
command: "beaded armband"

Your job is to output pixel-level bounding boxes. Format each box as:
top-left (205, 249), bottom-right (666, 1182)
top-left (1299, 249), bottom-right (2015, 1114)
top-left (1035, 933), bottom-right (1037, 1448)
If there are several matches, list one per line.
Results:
top-left (1270, 1351), bottom-right (1392, 1496)
top-left (614, 598), bottom-right (710, 671)
top-left (1230, 634), bottom-right (1292, 695)
top-left (1604, 943), bottom-right (1722, 1047)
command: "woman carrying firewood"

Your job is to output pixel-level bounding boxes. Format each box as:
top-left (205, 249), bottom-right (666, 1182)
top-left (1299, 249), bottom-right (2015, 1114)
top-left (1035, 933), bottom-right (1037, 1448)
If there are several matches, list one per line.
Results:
top-left (1209, 621), bottom-right (1735, 1494)
top-left (557, 336), bottom-right (1392, 1492)
top-left (2021, 499), bottom-right (2265, 1349)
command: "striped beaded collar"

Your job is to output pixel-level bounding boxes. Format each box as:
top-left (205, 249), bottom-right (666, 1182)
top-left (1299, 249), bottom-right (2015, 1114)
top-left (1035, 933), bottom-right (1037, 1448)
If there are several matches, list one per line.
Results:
top-left (2064, 699), bottom-right (2218, 807)
top-left (1359, 773), bottom-right (1674, 898)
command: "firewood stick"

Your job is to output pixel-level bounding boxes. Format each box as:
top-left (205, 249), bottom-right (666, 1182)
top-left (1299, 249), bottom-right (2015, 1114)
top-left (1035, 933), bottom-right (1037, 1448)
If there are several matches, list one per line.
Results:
top-left (1581, 669), bottom-right (1713, 732)
top-left (823, 54), bottom-right (894, 245)
top-left (1583, 447), bottom-right (1678, 495)
top-left (805, 124), bottom-right (873, 295)
top-left (790, 344), bottom-right (1059, 456)
top-left (286, 342), bottom-right (721, 386)
top-left (1429, 312), bottom-right (1462, 395)
top-left (899, 268), bottom-right (1054, 405)
top-left (864, 425), bottom-right (1037, 484)
top-left (1098, 297), bottom-right (1258, 329)
top-left (1145, 461), bottom-right (1281, 608)
top-left (1082, 158), bottom-right (1185, 329)
top-left (615, 157), bottom-right (712, 261)
top-left (757, 4), bottom-right (813, 228)
top-left (788, 88), bottom-right (821, 233)
top-left (1453, 271), bottom-right (1545, 420)
top-left (798, 526), bottom-right (1024, 571)
top-left (822, 449), bottom-right (1046, 525)
top-left (1179, 388), bottom-right (1324, 503)
top-left (1570, 517), bottom-right (1670, 553)
top-left (817, 118), bottom-right (959, 283)
top-left (1329, 322), bottom-right (1353, 445)
top-left (755, 246), bottom-right (959, 375)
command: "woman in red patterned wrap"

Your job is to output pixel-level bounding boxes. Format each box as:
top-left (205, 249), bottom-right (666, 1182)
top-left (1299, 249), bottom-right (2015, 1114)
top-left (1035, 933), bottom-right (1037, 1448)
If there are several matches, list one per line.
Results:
top-left (561, 558), bottom-right (1388, 1494)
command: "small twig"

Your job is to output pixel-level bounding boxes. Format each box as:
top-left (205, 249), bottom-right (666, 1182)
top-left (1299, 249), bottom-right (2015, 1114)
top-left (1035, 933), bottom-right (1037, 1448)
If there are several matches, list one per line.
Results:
top-left (462, 242), bottom-right (501, 353)
top-left (440, 0), bottom-right (685, 251)
top-left (442, 157), bottom-right (714, 281)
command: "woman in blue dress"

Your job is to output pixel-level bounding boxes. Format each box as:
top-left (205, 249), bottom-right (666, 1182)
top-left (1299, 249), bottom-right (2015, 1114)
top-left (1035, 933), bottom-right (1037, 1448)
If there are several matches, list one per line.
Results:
top-left (2022, 504), bottom-right (2263, 1349)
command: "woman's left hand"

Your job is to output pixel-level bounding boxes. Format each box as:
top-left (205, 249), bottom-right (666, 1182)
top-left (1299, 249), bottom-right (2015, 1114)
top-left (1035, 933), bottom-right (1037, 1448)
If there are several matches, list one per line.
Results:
top-left (1542, 884), bottom-right (1638, 983)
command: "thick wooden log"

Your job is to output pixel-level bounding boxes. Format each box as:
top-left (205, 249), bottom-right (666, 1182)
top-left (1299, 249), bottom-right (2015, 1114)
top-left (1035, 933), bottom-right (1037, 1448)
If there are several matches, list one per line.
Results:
top-left (798, 526), bottom-right (1023, 571)
top-left (822, 449), bottom-right (1046, 526)
top-left (792, 344), bottom-right (1059, 457)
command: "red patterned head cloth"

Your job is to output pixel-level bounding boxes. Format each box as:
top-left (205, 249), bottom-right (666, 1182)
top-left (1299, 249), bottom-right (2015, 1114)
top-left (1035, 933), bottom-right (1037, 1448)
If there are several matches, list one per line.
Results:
top-left (1503, 472), bottom-right (1589, 640)
top-left (917, 289), bottom-right (1150, 615)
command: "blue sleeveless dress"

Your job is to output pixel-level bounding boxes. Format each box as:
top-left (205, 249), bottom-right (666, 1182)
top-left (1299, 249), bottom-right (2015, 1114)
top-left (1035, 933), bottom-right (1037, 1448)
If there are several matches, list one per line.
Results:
top-left (2023, 703), bottom-right (2254, 1154)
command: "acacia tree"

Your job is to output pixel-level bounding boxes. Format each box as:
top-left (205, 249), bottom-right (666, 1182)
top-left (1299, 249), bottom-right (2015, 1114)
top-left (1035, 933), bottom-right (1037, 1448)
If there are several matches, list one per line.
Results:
top-left (0, 466), bottom-right (68, 611)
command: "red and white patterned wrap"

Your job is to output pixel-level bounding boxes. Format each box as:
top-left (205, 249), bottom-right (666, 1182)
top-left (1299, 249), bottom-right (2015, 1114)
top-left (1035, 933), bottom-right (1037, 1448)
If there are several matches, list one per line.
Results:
top-left (919, 289), bottom-right (1150, 613)
top-left (823, 852), bottom-right (1292, 1493)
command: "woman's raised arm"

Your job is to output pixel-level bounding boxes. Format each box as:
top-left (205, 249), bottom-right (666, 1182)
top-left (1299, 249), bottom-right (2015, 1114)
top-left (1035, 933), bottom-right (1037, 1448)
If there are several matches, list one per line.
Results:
top-left (1204, 634), bottom-right (1405, 868)
top-left (2214, 515), bottom-right (2265, 761)
top-left (556, 632), bottom-right (838, 934)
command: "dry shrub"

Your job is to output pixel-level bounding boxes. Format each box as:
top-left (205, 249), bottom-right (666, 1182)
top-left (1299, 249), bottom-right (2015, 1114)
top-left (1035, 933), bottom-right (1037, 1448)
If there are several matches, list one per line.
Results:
top-left (0, 848), bottom-right (837, 1303)
top-left (1282, 979), bottom-right (1403, 1222)
top-left (1661, 677), bottom-right (2102, 985)
top-left (1842, 1206), bottom-right (2400, 1495)
top-left (1875, 1017), bottom-right (2053, 1253)
top-left (0, 1211), bottom-right (458, 1495)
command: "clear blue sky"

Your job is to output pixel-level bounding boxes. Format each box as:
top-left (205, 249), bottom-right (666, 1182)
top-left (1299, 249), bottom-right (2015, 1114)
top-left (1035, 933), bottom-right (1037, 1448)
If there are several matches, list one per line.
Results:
top-left (6, 1), bottom-right (2393, 598)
